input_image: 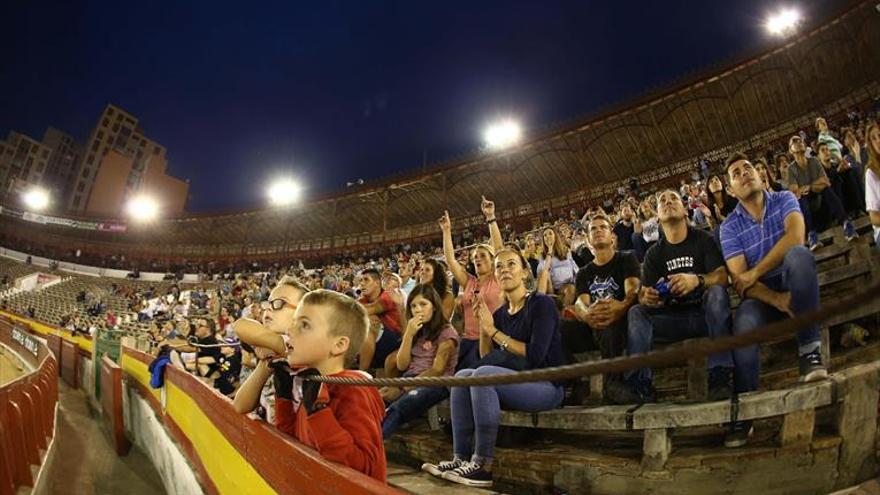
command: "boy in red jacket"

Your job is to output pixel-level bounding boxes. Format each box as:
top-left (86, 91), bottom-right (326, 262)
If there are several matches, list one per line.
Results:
top-left (241, 289), bottom-right (387, 482)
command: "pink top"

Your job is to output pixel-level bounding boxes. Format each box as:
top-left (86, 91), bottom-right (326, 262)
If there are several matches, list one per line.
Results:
top-left (460, 274), bottom-right (502, 341)
top-left (407, 324), bottom-right (460, 376)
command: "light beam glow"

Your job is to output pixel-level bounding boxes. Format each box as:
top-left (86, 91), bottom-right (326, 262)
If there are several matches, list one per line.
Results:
top-left (126, 195), bottom-right (159, 222)
top-left (267, 178), bottom-right (302, 207)
top-left (484, 120), bottom-right (522, 150)
top-left (22, 187), bottom-right (50, 211)
top-left (766, 8), bottom-right (802, 36)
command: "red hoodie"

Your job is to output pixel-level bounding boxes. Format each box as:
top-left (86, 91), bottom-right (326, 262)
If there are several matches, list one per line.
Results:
top-left (274, 369), bottom-right (387, 482)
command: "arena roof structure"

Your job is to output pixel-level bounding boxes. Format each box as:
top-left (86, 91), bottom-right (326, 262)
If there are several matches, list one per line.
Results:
top-left (1, 0), bottom-right (879, 262)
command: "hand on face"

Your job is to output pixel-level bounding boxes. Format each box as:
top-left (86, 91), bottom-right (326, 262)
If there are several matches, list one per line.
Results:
top-left (405, 314), bottom-right (424, 335)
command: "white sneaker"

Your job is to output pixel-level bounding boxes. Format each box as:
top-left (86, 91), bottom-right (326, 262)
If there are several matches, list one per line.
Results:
top-left (421, 458), bottom-right (463, 478)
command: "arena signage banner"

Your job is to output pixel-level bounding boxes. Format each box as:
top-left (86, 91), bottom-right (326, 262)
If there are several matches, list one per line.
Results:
top-left (11, 327), bottom-right (39, 357)
top-left (4, 208), bottom-right (128, 233)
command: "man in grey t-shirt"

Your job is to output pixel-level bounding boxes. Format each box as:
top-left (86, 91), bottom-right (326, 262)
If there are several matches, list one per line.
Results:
top-left (786, 134), bottom-right (855, 248)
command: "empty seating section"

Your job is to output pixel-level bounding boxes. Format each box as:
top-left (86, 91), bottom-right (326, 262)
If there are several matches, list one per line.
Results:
top-left (0, 265), bottom-right (211, 339)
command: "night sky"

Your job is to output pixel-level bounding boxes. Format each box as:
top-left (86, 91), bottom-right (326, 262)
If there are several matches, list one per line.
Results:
top-left (1, 0), bottom-right (835, 213)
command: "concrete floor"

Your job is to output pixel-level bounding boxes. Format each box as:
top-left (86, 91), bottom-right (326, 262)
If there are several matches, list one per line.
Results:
top-left (40, 381), bottom-right (166, 495)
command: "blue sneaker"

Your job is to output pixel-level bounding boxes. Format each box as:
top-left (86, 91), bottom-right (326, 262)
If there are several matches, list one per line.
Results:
top-left (724, 420), bottom-right (754, 448)
top-left (843, 220), bottom-right (858, 242)
top-left (808, 231), bottom-right (821, 251)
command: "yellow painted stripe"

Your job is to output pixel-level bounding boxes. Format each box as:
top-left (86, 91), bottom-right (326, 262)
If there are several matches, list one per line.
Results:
top-left (0, 310), bottom-right (94, 354)
top-left (121, 351), bottom-right (275, 495)
top-left (120, 353), bottom-right (162, 405)
top-left (165, 382), bottom-right (276, 495)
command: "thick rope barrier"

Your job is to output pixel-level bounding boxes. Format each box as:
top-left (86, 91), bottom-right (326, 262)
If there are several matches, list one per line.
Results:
top-left (308, 281), bottom-right (880, 388)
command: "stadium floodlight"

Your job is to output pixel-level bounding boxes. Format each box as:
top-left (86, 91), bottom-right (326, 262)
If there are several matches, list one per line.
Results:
top-left (126, 195), bottom-right (159, 222)
top-left (267, 178), bottom-right (302, 207)
top-left (483, 119), bottom-right (522, 150)
top-left (766, 8), bottom-right (802, 36)
top-left (22, 187), bottom-right (50, 211)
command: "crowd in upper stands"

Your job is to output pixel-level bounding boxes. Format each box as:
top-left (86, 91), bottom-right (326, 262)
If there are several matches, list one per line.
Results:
top-left (1, 104), bottom-right (879, 488)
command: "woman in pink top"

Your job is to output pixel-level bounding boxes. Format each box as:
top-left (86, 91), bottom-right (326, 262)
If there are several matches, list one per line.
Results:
top-left (439, 196), bottom-right (505, 370)
top-left (381, 285), bottom-right (459, 438)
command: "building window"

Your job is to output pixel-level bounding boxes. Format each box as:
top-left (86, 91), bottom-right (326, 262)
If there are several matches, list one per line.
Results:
top-left (92, 140), bottom-right (99, 151)
top-left (97, 131), bottom-right (104, 140)
top-left (72, 195), bottom-right (81, 207)
top-left (76, 182), bottom-right (85, 192)
top-left (81, 168), bottom-right (89, 178)
top-left (113, 124), bottom-right (120, 132)
top-left (108, 107), bottom-right (115, 116)
top-left (87, 154), bottom-right (94, 164)
top-left (102, 118), bottom-right (109, 127)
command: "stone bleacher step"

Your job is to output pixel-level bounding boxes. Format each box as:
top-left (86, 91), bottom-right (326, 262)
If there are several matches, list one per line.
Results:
top-left (387, 463), bottom-right (510, 495)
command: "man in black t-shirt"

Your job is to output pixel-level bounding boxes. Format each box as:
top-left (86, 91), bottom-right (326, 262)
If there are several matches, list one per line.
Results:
top-left (613, 203), bottom-right (636, 252)
top-left (564, 214), bottom-right (640, 403)
top-left (214, 338), bottom-right (242, 396)
top-left (621, 190), bottom-right (735, 403)
top-left (192, 318), bottom-right (222, 378)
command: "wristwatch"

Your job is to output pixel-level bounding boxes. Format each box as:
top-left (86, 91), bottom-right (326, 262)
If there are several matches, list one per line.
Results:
top-left (500, 336), bottom-right (510, 351)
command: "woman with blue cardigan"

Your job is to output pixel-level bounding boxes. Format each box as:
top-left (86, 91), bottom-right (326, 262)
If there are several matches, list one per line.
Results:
top-left (421, 248), bottom-right (565, 488)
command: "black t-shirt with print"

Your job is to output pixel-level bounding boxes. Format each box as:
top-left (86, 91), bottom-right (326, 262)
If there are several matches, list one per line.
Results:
top-left (641, 226), bottom-right (724, 307)
top-left (575, 251), bottom-right (640, 303)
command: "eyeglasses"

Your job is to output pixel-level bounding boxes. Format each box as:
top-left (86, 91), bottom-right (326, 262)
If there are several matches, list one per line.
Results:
top-left (260, 299), bottom-right (297, 311)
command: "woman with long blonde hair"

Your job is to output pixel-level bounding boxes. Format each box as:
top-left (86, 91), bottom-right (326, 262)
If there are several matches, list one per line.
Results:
top-left (536, 225), bottom-right (579, 305)
top-left (862, 123), bottom-right (880, 245)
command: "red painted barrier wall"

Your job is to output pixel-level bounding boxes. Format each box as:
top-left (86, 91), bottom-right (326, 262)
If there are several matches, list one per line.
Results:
top-left (60, 340), bottom-right (79, 388)
top-left (100, 356), bottom-right (130, 456)
top-left (123, 347), bottom-right (399, 495)
top-left (0, 319), bottom-right (58, 495)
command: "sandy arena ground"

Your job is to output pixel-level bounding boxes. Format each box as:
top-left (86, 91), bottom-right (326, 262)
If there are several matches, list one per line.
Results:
top-left (0, 348), bottom-right (27, 385)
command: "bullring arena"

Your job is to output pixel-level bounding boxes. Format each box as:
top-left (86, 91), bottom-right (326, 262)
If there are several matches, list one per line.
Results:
top-left (2, 1), bottom-right (880, 494)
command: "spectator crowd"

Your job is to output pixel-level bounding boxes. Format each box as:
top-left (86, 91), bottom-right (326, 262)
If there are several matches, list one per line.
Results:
top-left (2, 106), bottom-right (880, 488)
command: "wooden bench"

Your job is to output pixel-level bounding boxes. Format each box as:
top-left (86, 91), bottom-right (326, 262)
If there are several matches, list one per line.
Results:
top-left (433, 361), bottom-right (880, 471)
top-left (580, 257), bottom-right (875, 402)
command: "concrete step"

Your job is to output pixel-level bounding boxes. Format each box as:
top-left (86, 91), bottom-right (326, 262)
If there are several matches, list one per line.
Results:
top-left (388, 463), bottom-right (510, 494)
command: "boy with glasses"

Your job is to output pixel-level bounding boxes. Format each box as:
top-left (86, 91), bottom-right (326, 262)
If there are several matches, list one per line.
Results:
top-left (232, 277), bottom-right (309, 424)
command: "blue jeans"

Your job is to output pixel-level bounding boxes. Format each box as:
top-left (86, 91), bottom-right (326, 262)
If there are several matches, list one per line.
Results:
top-left (732, 246), bottom-right (821, 393)
top-left (626, 285), bottom-right (734, 382)
top-left (382, 386), bottom-right (449, 439)
top-left (799, 187), bottom-right (847, 234)
top-left (451, 366), bottom-right (564, 464)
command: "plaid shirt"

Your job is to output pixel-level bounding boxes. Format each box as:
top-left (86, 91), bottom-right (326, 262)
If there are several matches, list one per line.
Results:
top-left (719, 190), bottom-right (802, 281)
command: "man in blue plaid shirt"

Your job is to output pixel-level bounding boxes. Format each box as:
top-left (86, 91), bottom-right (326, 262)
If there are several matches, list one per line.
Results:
top-left (718, 151), bottom-right (826, 448)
